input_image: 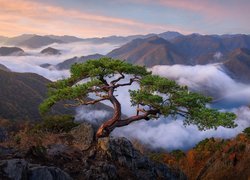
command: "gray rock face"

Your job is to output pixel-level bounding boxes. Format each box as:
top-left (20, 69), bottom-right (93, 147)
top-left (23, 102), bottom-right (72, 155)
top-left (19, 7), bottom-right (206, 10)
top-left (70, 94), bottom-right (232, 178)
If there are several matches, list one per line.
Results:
top-left (0, 127), bottom-right (7, 142)
top-left (82, 161), bottom-right (118, 180)
top-left (92, 137), bottom-right (187, 180)
top-left (0, 159), bottom-right (72, 180)
top-left (47, 144), bottom-right (69, 156)
top-left (70, 122), bottom-right (94, 150)
top-left (0, 159), bottom-right (28, 180)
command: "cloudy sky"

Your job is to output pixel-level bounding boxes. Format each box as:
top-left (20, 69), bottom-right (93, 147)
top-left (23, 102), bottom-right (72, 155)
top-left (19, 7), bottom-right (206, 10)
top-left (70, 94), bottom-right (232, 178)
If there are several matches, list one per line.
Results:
top-left (0, 0), bottom-right (250, 37)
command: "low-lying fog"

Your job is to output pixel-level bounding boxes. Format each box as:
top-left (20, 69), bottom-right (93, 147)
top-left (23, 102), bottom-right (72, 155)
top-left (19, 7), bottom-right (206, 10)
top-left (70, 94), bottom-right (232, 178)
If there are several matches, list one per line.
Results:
top-left (1, 42), bottom-right (250, 151)
top-left (0, 42), bottom-right (120, 80)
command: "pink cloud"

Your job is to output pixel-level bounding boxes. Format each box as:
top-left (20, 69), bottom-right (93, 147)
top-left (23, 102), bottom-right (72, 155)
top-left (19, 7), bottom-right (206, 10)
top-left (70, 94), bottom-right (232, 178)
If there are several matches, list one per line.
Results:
top-left (0, 0), bottom-right (189, 37)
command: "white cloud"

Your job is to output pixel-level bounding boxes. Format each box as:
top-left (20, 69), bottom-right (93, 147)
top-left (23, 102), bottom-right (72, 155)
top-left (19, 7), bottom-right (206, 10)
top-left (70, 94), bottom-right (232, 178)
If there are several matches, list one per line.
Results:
top-left (113, 106), bottom-right (250, 150)
top-left (150, 64), bottom-right (250, 107)
top-left (75, 105), bottom-right (112, 126)
top-left (49, 41), bottom-right (120, 58)
top-left (213, 52), bottom-right (223, 60)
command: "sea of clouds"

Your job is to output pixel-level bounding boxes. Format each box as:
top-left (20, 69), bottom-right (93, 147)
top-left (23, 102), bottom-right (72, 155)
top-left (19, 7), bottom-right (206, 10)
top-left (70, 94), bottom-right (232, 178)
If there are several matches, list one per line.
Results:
top-left (1, 42), bottom-right (250, 151)
top-left (0, 41), bottom-right (119, 80)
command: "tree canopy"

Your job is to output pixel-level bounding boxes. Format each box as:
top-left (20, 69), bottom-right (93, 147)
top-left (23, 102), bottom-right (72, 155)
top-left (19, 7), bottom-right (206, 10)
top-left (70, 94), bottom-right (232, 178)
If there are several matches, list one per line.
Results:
top-left (40, 57), bottom-right (237, 138)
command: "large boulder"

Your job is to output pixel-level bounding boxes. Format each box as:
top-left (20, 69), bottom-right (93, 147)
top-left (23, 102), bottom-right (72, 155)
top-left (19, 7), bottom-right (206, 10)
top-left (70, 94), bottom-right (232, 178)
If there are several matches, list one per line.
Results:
top-left (0, 159), bottom-right (72, 180)
top-left (70, 122), bottom-right (94, 150)
top-left (0, 159), bottom-right (28, 180)
top-left (28, 166), bottom-right (72, 180)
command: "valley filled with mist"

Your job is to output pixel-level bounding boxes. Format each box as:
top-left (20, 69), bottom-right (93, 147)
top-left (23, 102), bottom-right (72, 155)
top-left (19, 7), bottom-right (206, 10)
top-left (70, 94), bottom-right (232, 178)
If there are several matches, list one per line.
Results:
top-left (1, 32), bottom-right (250, 151)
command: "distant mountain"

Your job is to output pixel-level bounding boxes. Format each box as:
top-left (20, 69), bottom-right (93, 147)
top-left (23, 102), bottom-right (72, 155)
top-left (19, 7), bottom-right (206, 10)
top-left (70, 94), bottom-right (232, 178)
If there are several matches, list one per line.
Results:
top-left (0, 47), bottom-right (24, 56)
top-left (83, 31), bottom-right (183, 44)
top-left (17, 35), bottom-right (63, 48)
top-left (56, 54), bottom-right (104, 70)
top-left (220, 34), bottom-right (250, 51)
top-left (4, 34), bottom-right (35, 46)
top-left (106, 33), bottom-right (250, 65)
top-left (3, 34), bottom-right (83, 48)
top-left (172, 34), bottom-right (250, 64)
top-left (46, 35), bottom-right (84, 43)
top-left (83, 35), bottom-right (149, 44)
top-left (0, 31), bottom-right (183, 49)
top-left (0, 64), bottom-right (10, 72)
top-left (223, 48), bottom-right (250, 83)
top-left (40, 47), bottom-right (61, 55)
top-left (107, 36), bottom-right (187, 67)
top-left (104, 33), bottom-right (250, 83)
top-left (172, 34), bottom-right (225, 63)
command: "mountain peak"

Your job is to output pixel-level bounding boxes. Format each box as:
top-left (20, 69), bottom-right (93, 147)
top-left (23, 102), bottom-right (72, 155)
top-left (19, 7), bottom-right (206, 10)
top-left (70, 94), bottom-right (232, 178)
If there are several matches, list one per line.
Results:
top-left (107, 35), bottom-right (186, 67)
top-left (158, 31), bottom-right (183, 40)
top-left (40, 47), bottom-right (61, 55)
top-left (145, 35), bottom-right (168, 44)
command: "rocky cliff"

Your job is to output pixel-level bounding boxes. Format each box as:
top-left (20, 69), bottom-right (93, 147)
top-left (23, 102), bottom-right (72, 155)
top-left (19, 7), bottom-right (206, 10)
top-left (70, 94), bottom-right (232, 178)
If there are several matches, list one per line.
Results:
top-left (0, 122), bottom-right (186, 180)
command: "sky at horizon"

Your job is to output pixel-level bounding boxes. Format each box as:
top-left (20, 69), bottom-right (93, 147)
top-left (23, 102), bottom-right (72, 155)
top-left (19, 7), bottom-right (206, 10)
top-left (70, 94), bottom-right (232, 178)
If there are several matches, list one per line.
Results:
top-left (0, 0), bottom-right (250, 38)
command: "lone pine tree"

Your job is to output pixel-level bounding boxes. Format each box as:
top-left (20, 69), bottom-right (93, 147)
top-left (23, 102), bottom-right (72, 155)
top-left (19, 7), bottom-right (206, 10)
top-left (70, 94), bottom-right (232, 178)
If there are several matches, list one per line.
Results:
top-left (40, 58), bottom-right (236, 138)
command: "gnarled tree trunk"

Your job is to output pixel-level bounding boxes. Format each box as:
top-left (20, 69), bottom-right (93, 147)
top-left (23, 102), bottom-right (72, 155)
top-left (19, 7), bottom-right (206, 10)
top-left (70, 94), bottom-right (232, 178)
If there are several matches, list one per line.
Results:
top-left (96, 87), bottom-right (159, 138)
top-left (96, 87), bottom-right (121, 138)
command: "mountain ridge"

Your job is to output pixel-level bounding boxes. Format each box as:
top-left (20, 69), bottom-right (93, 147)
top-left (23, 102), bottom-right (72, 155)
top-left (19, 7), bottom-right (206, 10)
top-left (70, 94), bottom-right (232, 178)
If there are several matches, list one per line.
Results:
top-left (0, 46), bottom-right (24, 56)
top-left (107, 36), bottom-right (187, 67)
top-left (17, 35), bottom-right (63, 48)
top-left (0, 31), bottom-right (183, 48)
